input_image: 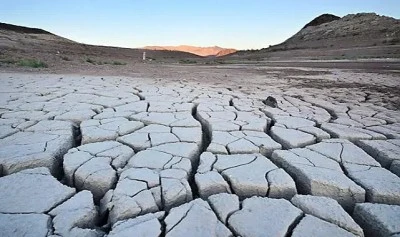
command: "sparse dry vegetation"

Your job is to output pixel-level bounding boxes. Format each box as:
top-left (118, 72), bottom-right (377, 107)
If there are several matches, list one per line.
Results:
top-left (61, 56), bottom-right (71, 61)
top-left (179, 59), bottom-right (197, 64)
top-left (85, 58), bottom-right (127, 66)
top-left (18, 59), bottom-right (48, 68)
top-left (2, 58), bottom-right (49, 68)
top-left (112, 61), bottom-right (127, 65)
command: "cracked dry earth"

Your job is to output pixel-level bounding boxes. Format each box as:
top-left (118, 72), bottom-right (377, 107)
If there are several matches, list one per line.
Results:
top-left (0, 72), bottom-right (400, 237)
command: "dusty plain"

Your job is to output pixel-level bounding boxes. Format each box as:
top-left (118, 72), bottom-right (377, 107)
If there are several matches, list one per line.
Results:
top-left (0, 59), bottom-right (400, 237)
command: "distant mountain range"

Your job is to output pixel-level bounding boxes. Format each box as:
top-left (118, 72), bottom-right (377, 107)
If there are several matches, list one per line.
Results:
top-left (143, 45), bottom-right (237, 57)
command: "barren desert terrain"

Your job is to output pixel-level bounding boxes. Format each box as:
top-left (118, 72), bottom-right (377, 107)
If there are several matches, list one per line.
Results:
top-left (0, 12), bottom-right (400, 237)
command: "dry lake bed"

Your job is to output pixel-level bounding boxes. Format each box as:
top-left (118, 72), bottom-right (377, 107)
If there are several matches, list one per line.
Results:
top-left (0, 65), bottom-right (400, 236)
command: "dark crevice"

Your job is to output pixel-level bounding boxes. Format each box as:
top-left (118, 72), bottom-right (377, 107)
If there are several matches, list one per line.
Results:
top-left (159, 176), bottom-right (165, 211)
top-left (285, 213), bottom-right (305, 237)
top-left (390, 231), bottom-right (400, 236)
top-left (226, 146), bottom-right (232, 155)
top-left (69, 156), bottom-right (95, 189)
top-left (209, 155), bottom-right (218, 171)
top-left (162, 155), bottom-right (177, 170)
top-left (288, 150), bottom-right (316, 167)
top-left (97, 210), bottom-right (111, 233)
top-left (311, 102), bottom-right (338, 122)
top-left (345, 106), bottom-right (351, 117)
top-left (48, 215), bottom-right (56, 236)
top-left (165, 205), bottom-right (192, 235)
top-left (225, 211), bottom-right (240, 237)
top-left (364, 92), bottom-right (371, 102)
top-left (117, 139), bottom-right (145, 154)
top-left (160, 213), bottom-right (167, 237)
top-left (266, 119), bottom-right (275, 135)
top-left (146, 102), bottom-right (150, 112)
top-left (221, 173), bottom-right (237, 197)
top-left (73, 124), bottom-right (82, 147)
top-left (267, 157), bottom-right (304, 195)
top-left (264, 168), bottom-right (279, 197)
top-left (207, 199), bottom-right (238, 236)
top-left (229, 98), bottom-right (234, 106)
top-left (57, 124), bottom-right (81, 182)
top-left (190, 103), bottom-right (212, 199)
top-left (338, 143), bottom-right (347, 174)
top-left (44, 192), bottom-right (76, 216)
top-left (219, 156), bottom-right (258, 173)
top-left (136, 93), bottom-right (146, 101)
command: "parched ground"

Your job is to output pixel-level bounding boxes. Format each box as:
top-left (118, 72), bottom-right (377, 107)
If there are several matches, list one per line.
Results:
top-left (0, 63), bottom-right (400, 236)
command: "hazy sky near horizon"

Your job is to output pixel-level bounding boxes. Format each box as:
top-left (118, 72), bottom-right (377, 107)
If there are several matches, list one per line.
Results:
top-left (1, 1), bottom-right (399, 50)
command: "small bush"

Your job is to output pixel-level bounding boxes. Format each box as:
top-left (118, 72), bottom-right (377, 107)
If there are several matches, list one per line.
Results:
top-left (388, 38), bottom-right (400, 45)
top-left (0, 59), bottom-right (17, 64)
top-left (86, 58), bottom-right (96, 64)
top-left (179, 59), bottom-right (197, 64)
top-left (61, 56), bottom-right (71, 61)
top-left (18, 59), bottom-right (47, 68)
top-left (112, 61), bottom-right (127, 65)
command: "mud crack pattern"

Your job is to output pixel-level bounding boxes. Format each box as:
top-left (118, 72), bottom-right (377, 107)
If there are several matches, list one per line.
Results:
top-left (0, 73), bottom-right (400, 237)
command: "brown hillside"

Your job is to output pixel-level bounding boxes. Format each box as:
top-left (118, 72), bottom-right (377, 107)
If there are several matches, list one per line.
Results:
top-left (302, 14), bottom-right (340, 29)
top-left (271, 13), bottom-right (400, 50)
top-left (227, 12), bottom-right (400, 60)
top-left (0, 22), bottom-right (53, 35)
top-left (0, 22), bottom-right (201, 69)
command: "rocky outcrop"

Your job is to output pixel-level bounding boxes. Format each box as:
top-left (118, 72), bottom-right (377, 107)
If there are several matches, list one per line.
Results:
top-left (302, 14), bottom-right (340, 29)
top-left (270, 13), bottom-right (400, 50)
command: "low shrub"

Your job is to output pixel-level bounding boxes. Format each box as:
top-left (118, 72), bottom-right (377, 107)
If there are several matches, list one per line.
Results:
top-left (18, 59), bottom-right (47, 68)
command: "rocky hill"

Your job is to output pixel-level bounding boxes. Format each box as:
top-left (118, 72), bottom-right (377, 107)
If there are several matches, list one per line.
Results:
top-left (0, 22), bottom-right (200, 69)
top-left (302, 14), bottom-right (340, 29)
top-left (270, 13), bottom-right (400, 51)
top-left (144, 45), bottom-right (237, 57)
top-left (0, 22), bottom-right (53, 35)
top-left (227, 12), bottom-right (400, 60)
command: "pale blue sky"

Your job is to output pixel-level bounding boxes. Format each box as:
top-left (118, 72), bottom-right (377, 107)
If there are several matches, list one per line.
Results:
top-left (1, 1), bottom-right (399, 49)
